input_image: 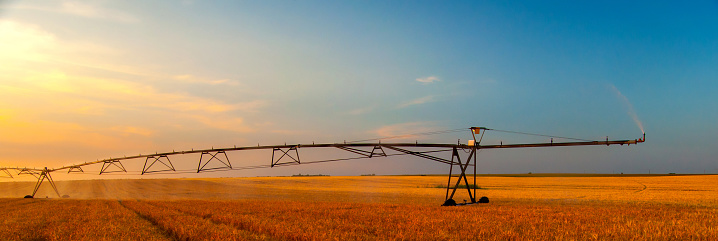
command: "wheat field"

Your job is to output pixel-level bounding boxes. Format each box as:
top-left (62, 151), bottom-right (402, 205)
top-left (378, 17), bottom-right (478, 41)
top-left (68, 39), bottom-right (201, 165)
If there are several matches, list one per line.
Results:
top-left (1, 175), bottom-right (717, 240)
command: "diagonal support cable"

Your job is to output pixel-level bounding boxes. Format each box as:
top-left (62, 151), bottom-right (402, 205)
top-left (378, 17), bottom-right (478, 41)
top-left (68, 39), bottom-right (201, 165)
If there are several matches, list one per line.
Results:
top-left (336, 145), bottom-right (387, 158)
top-left (383, 146), bottom-right (455, 165)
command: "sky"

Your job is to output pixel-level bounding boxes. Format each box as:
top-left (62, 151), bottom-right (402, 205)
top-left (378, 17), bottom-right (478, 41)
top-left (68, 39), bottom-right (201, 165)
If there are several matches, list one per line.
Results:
top-left (0, 0), bottom-right (717, 180)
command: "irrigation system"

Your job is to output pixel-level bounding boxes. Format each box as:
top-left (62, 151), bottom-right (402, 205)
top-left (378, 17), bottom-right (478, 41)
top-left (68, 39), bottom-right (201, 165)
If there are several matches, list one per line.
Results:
top-left (0, 127), bottom-right (645, 206)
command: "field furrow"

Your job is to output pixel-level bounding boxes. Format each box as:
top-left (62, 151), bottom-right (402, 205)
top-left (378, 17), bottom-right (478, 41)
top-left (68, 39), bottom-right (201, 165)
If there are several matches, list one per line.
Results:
top-left (121, 200), bottom-right (273, 241)
top-left (0, 199), bottom-right (171, 241)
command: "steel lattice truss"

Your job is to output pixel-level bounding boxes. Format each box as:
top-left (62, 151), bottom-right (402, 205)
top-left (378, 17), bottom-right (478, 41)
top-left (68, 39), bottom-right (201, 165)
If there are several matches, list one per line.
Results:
top-left (0, 127), bottom-right (645, 205)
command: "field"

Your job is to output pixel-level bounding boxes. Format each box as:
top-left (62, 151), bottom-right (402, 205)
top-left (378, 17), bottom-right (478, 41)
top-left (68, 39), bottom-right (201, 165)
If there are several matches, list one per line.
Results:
top-left (1, 175), bottom-right (718, 240)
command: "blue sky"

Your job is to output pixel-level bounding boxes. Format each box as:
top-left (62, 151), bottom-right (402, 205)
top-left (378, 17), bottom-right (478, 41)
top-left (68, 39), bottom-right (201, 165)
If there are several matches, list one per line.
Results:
top-left (0, 0), bottom-right (716, 178)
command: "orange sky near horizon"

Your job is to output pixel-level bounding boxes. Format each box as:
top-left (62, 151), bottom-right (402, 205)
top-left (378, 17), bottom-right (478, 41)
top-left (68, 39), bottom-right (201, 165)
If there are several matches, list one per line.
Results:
top-left (1, 1), bottom-right (716, 178)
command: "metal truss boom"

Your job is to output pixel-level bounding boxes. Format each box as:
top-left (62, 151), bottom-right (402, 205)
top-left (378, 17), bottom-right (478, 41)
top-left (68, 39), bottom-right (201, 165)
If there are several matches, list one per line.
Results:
top-left (34, 135), bottom-right (643, 173)
top-left (0, 127), bottom-right (645, 203)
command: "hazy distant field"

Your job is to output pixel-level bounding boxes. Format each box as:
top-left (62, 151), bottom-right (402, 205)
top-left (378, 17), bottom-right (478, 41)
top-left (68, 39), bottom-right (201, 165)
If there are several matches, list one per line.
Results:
top-left (2, 175), bottom-right (717, 240)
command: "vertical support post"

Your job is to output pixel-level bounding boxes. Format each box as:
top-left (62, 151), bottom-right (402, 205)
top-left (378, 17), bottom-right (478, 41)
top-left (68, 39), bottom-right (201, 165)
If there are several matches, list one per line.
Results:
top-left (473, 144), bottom-right (477, 201)
top-left (472, 128), bottom-right (478, 202)
top-left (445, 152), bottom-right (454, 201)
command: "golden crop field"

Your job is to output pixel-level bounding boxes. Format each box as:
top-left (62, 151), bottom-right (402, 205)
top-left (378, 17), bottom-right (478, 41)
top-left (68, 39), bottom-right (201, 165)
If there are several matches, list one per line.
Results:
top-left (1, 174), bottom-right (718, 240)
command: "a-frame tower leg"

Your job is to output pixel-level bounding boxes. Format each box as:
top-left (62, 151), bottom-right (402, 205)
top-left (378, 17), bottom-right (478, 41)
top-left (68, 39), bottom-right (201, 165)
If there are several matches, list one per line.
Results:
top-left (443, 147), bottom-right (478, 206)
top-left (442, 127), bottom-right (486, 206)
top-left (31, 167), bottom-right (61, 198)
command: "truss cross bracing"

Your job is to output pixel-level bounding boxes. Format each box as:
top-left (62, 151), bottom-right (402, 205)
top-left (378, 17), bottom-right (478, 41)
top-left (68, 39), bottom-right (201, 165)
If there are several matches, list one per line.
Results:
top-left (271, 146), bottom-right (300, 167)
top-left (100, 160), bottom-right (127, 174)
top-left (198, 151), bottom-right (231, 173)
top-left (67, 166), bottom-right (84, 173)
top-left (445, 147), bottom-right (477, 205)
top-left (142, 155), bottom-right (176, 175)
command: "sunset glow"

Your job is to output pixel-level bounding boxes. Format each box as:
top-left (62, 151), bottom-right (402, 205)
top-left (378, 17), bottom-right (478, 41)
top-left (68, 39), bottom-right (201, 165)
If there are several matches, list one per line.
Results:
top-left (0, 1), bottom-right (716, 176)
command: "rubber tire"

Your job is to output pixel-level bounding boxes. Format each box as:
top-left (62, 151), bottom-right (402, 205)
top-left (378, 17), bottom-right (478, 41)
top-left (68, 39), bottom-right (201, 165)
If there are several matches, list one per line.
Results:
top-left (442, 199), bottom-right (457, 206)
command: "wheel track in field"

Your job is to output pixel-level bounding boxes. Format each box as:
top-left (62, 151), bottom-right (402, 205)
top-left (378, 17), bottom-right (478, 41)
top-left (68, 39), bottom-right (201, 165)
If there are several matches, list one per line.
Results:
top-left (143, 201), bottom-right (279, 241)
top-left (140, 201), bottom-right (278, 241)
top-left (633, 181), bottom-right (648, 193)
top-left (117, 200), bottom-right (180, 241)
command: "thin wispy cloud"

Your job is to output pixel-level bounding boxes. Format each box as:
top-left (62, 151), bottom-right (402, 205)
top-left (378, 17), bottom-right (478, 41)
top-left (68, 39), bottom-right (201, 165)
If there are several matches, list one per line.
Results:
top-left (9, 1), bottom-right (139, 23)
top-left (0, 109), bottom-right (155, 150)
top-left (110, 126), bottom-right (155, 137)
top-left (173, 75), bottom-right (240, 86)
top-left (0, 20), bottom-right (55, 63)
top-left (190, 116), bottom-right (253, 133)
top-left (0, 20), bottom-right (149, 78)
top-left (271, 129), bottom-right (311, 136)
top-left (397, 95), bottom-right (435, 108)
top-left (416, 76), bottom-right (441, 84)
top-left (345, 106), bottom-right (374, 115)
top-left (0, 69), bottom-right (263, 154)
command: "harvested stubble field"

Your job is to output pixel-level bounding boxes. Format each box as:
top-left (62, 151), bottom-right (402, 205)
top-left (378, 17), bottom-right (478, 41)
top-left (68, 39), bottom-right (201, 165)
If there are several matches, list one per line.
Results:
top-left (1, 175), bottom-right (718, 240)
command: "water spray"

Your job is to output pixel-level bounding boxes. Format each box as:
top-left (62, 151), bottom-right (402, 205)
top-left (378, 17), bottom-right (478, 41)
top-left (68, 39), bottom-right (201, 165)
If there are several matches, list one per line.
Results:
top-left (610, 84), bottom-right (645, 134)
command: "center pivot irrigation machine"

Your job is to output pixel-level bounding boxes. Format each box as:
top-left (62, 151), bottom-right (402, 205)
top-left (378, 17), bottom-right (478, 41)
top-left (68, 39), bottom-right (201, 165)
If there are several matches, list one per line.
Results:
top-left (1, 127), bottom-right (645, 206)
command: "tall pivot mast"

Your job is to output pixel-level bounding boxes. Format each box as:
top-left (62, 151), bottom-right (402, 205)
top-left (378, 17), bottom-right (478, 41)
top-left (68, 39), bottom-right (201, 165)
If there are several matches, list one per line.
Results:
top-left (441, 127), bottom-right (645, 206)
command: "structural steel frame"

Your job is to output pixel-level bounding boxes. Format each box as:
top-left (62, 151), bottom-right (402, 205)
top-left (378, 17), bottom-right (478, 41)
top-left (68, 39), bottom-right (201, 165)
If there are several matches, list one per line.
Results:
top-left (1, 127), bottom-right (645, 203)
top-left (198, 151), bottom-right (231, 173)
top-left (271, 146), bottom-right (300, 167)
top-left (1, 168), bottom-right (13, 178)
top-left (336, 145), bottom-right (387, 158)
top-left (100, 160), bottom-right (127, 174)
top-left (67, 166), bottom-right (84, 173)
top-left (142, 155), bottom-right (176, 175)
